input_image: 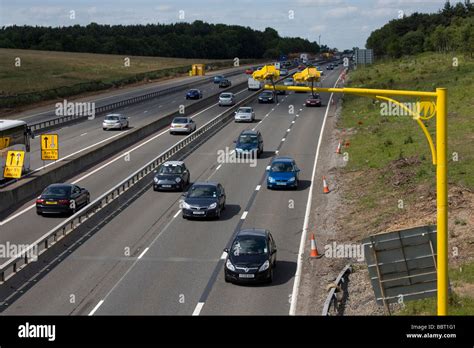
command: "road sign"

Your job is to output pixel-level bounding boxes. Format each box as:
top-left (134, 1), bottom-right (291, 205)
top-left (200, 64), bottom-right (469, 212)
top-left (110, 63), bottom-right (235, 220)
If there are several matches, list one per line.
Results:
top-left (41, 134), bottom-right (59, 161)
top-left (3, 150), bottom-right (25, 178)
top-left (0, 136), bottom-right (10, 150)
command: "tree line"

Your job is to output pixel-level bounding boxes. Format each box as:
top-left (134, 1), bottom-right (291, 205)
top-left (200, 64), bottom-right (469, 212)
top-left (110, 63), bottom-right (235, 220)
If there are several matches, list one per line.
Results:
top-left (366, 1), bottom-right (474, 57)
top-left (0, 20), bottom-right (320, 59)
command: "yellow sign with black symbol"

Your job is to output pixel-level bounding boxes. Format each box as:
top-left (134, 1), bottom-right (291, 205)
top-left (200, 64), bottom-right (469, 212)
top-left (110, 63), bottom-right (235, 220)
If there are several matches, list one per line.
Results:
top-left (41, 134), bottom-right (59, 160)
top-left (3, 150), bottom-right (24, 178)
top-left (0, 137), bottom-right (10, 150)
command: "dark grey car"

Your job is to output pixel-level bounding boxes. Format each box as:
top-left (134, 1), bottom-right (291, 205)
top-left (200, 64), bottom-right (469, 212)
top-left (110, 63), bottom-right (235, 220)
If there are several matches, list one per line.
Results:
top-left (153, 161), bottom-right (190, 191)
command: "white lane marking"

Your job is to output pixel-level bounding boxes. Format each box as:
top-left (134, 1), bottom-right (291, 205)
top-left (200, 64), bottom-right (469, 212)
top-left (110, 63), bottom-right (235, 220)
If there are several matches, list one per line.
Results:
top-left (88, 300), bottom-right (104, 316)
top-left (173, 210), bottom-right (181, 218)
top-left (255, 185), bottom-right (261, 191)
top-left (137, 247), bottom-right (149, 260)
top-left (1, 89), bottom-right (249, 226)
top-left (275, 150), bottom-right (279, 154)
top-left (220, 251), bottom-right (227, 260)
top-left (192, 302), bottom-right (205, 316)
top-left (80, 133), bottom-right (88, 136)
top-left (299, 108), bottom-right (303, 111)
top-left (282, 138), bottom-right (286, 142)
top-left (144, 110), bottom-right (148, 113)
top-left (241, 211), bottom-right (248, 220)
top-left (290, 73), bottom-right (343, 316)
top-left (215, 164), bottom-right (222, 171)
top-left (292, 121), bottom-right (295, 124)
top-left (287, 129), bottom-right (291, 132)
top-left (158, 105), bottom-right (163, 108)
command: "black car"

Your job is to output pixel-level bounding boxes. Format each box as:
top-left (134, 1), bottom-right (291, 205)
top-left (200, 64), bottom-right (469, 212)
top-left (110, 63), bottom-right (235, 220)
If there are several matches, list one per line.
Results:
top-left (181, 182), bottom-right (226, 219)
top-left (36, 183), bottom-right (90, 215)
top-left (258, 91), bottom-right (275, 103)
top-left (153, 161), bottom-right (190, 191)
top-left (186, 89), bottom-right (202, 99)
top-left (326, 64), bottom-right (334, 70)
top-left (219, 79), bottom-right (232, 88)
top-left (234, 129), bottom-right (263, 158)
top-left (224, 229), bottom-right (277, 284)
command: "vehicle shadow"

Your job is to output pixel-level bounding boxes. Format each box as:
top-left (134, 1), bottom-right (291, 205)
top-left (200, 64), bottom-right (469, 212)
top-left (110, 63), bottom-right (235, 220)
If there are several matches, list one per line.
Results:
top-left (295, 179), bottom-right (312, 191)
top-left (258, 151), bottom-right (276, 159)
top-left (184, 204), bottom-right (241, 222)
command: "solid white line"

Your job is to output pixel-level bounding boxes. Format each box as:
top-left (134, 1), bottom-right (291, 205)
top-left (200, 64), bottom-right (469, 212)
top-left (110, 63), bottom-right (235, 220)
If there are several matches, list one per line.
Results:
top-left (80, 133), bottom-right (88, 136)
top-left (88, 300), bottom-right (104, 316)
top-left (192, 302), bottom-right (205, 316)
top-left (137, 247), bottom-right (149, 260)
top-left (255, 185), bottom-right (261, 191)
top-left (0, 89), bottom-right (249, 226)
top-left (289, 74), bottom-right (343, 316)
top-left (241, 211), bottom-right (248, 220)
top-left (173, 210), bottom-right (181, 218)
top-left (215, 164), bottom-right (222, 171)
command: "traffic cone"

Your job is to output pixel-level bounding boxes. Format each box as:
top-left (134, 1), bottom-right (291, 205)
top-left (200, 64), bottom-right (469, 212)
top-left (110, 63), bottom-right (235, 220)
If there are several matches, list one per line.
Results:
top-left (336, 141), bottom-right (342, 154)
top-left (310, 233), bottom-right (321, 258)
top-left (323, 176), bottom-right (330, 194)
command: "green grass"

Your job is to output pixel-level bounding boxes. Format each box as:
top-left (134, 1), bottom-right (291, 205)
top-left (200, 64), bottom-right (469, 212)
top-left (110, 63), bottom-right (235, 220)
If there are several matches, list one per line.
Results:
top-left (341, 52), bottom-right (474, 189)
top-left (398, 262), bottom-right (474, 315)
top-left (0, 48), bottom-right (221, 95)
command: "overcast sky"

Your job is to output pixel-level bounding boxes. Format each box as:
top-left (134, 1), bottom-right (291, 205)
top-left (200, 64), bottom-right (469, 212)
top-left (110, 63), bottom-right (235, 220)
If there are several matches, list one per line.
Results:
top-left (0, 0), bottom-right (449, 50)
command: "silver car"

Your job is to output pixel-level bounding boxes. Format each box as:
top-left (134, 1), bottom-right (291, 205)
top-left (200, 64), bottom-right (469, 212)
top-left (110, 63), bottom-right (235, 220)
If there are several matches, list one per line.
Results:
top-left (234, 107), bottom-right (255, 123)
top-left (283, 78), bottom-right (294, 86)
top-left (219, 92), bottom-right (235, 106)
top-left (102, 114), bottom-right (129, 130)
top-left (169, 117), bottom-right (196, 135)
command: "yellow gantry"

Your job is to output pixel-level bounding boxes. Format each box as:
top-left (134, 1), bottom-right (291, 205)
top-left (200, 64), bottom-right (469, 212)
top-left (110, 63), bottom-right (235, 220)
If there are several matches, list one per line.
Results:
top-left (253, 65), bottom-right (448, 316)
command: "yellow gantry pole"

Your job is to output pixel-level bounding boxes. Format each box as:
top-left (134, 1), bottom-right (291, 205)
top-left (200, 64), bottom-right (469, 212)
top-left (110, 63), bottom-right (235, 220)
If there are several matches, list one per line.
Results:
top-left (436, 88), bottom-right (448, 315)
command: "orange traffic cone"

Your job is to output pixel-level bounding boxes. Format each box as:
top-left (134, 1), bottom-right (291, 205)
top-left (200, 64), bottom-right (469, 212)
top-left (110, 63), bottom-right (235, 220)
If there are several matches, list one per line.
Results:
top-left (323, 176), bottom-right (330, 194)
top-left (310, 233), bottom-right (321, 258)
top-left (336, 141), bottom-right (342, 154)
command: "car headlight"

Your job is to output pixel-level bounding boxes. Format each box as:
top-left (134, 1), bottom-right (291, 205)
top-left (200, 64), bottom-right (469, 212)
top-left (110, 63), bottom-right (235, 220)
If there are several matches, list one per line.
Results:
top-left (268, 176), bottom-right (276, 183)
top-left (288, 177), bottom-right (296, 182)
top-left (181, 201), bottom-right (191, 209)
top-left (175, 177), bottom-right (182, 183)
top-left (226, 259), bottom-right (235, 271)
top-left (208, 202), bottom-right (217, 209)
top-left (153, 177), bottom-right (159, 183)
top-left (259, 260), bottom-right (270, 272)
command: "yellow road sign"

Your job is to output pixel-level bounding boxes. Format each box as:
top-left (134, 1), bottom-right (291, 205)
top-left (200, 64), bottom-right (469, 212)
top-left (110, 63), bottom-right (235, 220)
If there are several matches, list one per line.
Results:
top-left (0, 136), bottom-right (10, 150)
top-left (3, 150), bottom-right (24, 178)
top-left (41, 134), bottom-right (59, 161)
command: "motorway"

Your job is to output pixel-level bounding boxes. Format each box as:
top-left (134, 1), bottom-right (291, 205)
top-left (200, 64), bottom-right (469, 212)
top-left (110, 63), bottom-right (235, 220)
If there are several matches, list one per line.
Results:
top-left (26, 71), bottom-right (249, 171)
top-left (0, 65), bottom-right (343, 315)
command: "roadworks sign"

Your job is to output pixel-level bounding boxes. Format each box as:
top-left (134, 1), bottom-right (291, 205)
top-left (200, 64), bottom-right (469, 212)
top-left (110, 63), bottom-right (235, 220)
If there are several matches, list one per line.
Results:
top-left (3, 150), bottom-right (24, 178)
top-left (41, 134), bottom-right (59, 161)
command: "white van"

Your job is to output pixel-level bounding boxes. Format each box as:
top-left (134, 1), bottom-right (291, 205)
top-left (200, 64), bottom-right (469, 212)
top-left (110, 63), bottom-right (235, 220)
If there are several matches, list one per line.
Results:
top-left (248, 77), bottom-right (262, 91)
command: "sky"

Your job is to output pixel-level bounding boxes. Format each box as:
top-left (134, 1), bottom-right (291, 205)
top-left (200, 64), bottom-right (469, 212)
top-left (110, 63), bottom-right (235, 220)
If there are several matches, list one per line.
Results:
top-left (0, 0), bottom-right (449, 50)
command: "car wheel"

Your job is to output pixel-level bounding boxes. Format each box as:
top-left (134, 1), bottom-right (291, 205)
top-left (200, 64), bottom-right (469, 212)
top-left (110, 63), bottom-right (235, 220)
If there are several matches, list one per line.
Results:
top-left (182, 214), bottom-right (187, 219)
top-left (267, 267), bottom-right (274, 284)
top-left (103, 128), bottom-right (107, 131)
top-left (126, 122), bottom-right (129, 128)
top-left (224, 274), bottom-right (231, 283)
top-left (36, 210), bottom-right (42, 216)
top-left (86, 195), bottom-right (90, 205)
top-left (215, 208), bottom-right (221, 220)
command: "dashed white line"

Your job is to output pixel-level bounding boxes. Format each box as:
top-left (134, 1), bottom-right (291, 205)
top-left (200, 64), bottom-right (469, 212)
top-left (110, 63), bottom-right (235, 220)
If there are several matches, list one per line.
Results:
top-left (287, 129), bottom-right (291, 132)
top-left (80, 133), bottom-right (87, 136)
top-left (173, 210), bottom-right (181, 218)
top-left (282, 138), bottom-right (286, 142)
top-left (255, 185), bottom-right (261, 191)
top-left (241, 211), bottom-right (248, 220)
top-left (137, 247), bottom-right (149, 260)
top-left (292, 121), bottom-right (295, 124)
top-left (192, 302), bottom-right (205, 316)
top-left (88, 300), bottom-right (104, 316)
top-left (144, 110), bottom-right (148, 113)
top-left (215, 164), bottom-right (222, 171)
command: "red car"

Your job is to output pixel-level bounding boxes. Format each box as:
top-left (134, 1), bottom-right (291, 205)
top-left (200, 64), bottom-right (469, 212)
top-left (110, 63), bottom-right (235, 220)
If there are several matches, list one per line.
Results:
top-left (305, 95), bottom-right (322, 107)
top-left (245, 68), bottom-right (254, 74)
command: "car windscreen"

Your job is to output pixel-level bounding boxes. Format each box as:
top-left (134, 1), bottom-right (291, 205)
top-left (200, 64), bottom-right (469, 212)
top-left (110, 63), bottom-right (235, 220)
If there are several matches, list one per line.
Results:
top-left (238, 135), bottom-right (258, 144)
top-left (271, 162), bottom-right (294, 172)
top-left (231, 236), bottom-right (267, 256)
top-left (187, 185), bottom-right (218, 198)
top-left (42, 186), bottom-right (71, 197)
top-left (261, 92), bottom-right (273, 96)
top-left (220, 94), bottom-right (232, 98)
top-left (159, 165), bottom-right (183, 174)
top-left (106, 116), bottom-right (119, 121)
top-left (238, 108), bottom-right (252, 113)
top-left (188, 89), bottom-right (198, 93)
top-left (172, 118), bottom-right (188, 124)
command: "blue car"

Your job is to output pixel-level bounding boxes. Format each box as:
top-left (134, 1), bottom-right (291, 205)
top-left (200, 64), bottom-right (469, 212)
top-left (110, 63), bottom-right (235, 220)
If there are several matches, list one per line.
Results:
top-left (213, 75), bottom-right (225, 84)
top-left (234, 130), bottom-right (263, 158)
top-left (186, 89), bottom-right (202, 100)
top-left (267, 157), bottom-right (300, 189)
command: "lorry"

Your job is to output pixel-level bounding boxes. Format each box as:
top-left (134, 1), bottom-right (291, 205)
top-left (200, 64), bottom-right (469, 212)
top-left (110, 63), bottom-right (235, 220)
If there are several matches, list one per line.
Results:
top-left (248, 77), bottom-right (262, 91)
